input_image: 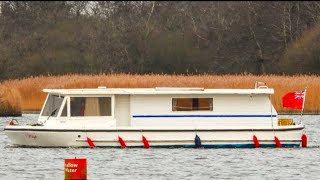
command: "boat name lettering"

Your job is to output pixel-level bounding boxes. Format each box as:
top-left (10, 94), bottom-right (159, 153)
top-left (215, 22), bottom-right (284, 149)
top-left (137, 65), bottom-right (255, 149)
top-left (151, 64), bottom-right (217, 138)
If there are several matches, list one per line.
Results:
top-left (25, 133), bottom-right (37, 139)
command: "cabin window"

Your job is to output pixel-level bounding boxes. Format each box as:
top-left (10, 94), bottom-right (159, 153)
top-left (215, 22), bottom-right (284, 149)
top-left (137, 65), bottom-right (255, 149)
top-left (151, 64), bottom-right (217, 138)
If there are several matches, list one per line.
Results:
top-left (70, 97), bottom-right (111, 116)
top-left (172, 98), bottom-right (213, 111)
top-left (41, 95), bottom-right (64, 117)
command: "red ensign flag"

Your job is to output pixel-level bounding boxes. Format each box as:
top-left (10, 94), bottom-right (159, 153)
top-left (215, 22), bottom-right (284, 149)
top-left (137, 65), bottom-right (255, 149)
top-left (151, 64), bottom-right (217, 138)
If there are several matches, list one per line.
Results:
top-left (282, 90), bottom-right (305, 109)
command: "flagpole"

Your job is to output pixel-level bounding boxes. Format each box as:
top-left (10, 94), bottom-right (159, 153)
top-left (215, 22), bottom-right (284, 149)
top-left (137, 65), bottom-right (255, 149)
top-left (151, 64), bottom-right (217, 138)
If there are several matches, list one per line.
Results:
top-left (270, 94), bottom-right (273, 128)
top-left (300, 87), bottom-right (307, 124)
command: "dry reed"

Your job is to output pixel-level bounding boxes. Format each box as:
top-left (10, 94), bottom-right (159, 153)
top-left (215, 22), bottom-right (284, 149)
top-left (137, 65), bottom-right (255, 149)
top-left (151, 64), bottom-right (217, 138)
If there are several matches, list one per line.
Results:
top-left (0, 84), bottom-right (22, 116)
top-left (1, 74), bottom-right (319, 113)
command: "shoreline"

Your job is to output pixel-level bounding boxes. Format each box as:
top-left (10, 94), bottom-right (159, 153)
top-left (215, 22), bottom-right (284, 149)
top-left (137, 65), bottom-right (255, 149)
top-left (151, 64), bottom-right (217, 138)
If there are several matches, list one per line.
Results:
top-left (1, 74), bottom-right (320, 115)
top-left (0, 113), bottom-right (22, 117)
top-left (1, 111), bottom-right (318, 117)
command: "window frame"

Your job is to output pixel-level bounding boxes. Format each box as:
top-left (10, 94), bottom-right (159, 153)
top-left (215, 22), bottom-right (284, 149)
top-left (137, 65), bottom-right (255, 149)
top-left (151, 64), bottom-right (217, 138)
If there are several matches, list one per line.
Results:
top-left (39, 94), bottom-right (50, 117)
top-left (171, 97), bottom-right (213, 112)
top-left (68, 95), bottom-right (114, 118)
top-left (57, 96), bottom-right (68, 117)
top-left (40, 94), bottom-right (65, 117)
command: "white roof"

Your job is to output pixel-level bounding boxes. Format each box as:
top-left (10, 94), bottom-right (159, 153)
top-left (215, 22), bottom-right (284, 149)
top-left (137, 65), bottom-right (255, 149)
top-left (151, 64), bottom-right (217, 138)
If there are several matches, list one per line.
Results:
top-left (43, 87), bottom-right (274, 95)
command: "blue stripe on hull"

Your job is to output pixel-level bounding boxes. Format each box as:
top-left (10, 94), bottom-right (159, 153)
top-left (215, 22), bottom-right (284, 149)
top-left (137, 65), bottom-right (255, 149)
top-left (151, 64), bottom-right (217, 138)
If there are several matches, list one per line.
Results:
top-left (87, 144), bottom-right (300, 148)
top-left (18, 144), bottom-right (300, 148)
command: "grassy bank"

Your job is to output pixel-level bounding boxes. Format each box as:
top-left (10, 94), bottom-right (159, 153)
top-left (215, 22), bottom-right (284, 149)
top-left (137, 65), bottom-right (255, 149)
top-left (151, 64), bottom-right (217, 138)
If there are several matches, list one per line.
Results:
top-left (1, 74), bottom-right (320, 115)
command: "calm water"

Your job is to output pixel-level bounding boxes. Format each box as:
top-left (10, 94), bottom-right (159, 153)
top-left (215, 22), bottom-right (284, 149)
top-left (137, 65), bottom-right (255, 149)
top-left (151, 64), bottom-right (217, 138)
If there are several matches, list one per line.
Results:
top-left (0, 114), bottom-right (320, 180)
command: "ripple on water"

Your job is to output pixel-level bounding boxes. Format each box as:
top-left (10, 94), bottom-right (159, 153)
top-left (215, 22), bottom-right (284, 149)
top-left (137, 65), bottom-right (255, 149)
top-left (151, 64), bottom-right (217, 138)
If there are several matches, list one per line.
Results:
top-left (0, 114), bottom-right (320, 179)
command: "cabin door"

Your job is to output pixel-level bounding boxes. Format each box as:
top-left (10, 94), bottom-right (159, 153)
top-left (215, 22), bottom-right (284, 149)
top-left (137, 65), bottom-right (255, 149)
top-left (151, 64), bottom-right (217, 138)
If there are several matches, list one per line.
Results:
top-left (115, 95), bottom-right (130, 127)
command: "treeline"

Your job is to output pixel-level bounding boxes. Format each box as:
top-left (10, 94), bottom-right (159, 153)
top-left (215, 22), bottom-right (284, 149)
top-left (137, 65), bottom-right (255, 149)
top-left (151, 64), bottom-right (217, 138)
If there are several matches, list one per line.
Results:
top-left (1, 1), bottom-right (320, 80)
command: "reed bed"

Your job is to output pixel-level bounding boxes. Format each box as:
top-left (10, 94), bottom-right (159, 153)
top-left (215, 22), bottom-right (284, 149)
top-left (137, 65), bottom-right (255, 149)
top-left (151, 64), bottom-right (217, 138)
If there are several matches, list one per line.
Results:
top-left (0, 85), bottom-right (22, 116)
top-left (1, 74), bottom-right (320, 114)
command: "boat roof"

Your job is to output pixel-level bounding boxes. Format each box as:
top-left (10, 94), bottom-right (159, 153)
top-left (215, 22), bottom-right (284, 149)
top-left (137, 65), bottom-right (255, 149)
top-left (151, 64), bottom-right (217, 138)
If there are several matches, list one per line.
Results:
top-left (43, 87), bottom-right (274, 95)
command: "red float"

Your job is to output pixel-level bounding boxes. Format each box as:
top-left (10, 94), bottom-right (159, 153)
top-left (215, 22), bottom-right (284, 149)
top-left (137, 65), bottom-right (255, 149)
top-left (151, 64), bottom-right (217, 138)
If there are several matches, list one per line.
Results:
top-left (274, 136), bottom-right (282, 148)
top-left (142, 135), bottom-right (150, 149)
top-left (253, 135), bottom-right (260, 148)
top-left (301, 134), bottom-right (307, 148)
top-left (64, 158), bottom-right (87, 180)
top-left (86, 137), bottom-right (95, 148)
top-left (118, 136), bottom-right (127, 148)
top-left (8, 119), bottom-right (18, 126)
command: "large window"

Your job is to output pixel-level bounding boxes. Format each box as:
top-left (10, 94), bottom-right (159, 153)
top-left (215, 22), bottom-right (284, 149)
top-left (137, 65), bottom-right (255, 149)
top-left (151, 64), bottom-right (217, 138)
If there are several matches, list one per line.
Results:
top-left (70, 97), bottom-right (111, 116)
top-left (172, 98), bottom-right (213, 111)
top-left (41, 95), bottom-right (64, 117)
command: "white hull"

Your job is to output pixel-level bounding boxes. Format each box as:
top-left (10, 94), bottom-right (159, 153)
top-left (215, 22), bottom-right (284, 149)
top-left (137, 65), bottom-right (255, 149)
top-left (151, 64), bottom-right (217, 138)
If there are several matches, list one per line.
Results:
top-left (4, 125), bottom-right (304, 148)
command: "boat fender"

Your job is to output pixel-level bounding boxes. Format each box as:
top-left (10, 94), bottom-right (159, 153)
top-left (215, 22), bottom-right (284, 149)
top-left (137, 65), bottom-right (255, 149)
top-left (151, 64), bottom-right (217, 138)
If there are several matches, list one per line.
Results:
top-left (274, 136), bottom-right (282, 148)
top-left (253, 135), bottom-right (260, 148)
top-left (142, 135), bottom-right (150, 149)
top-left (301, 134), bottom-right (307, 148)
top-left (194, 134), bottom-right (202, 148)
top-left (118, 136), bottom-right (127, 148)
top-left (9, 119), bottom-right (18, 126)
top-left (87, 137), bottom-right (95, 148)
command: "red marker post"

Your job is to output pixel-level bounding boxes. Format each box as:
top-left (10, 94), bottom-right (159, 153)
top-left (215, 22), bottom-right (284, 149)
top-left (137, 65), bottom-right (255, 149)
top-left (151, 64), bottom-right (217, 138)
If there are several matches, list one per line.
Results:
top-left (65, 158), bottom-right (87, 180)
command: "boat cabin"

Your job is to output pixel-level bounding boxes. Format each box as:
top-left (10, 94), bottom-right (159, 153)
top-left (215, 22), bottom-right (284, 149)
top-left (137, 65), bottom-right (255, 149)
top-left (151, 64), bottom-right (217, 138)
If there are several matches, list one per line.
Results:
top-left (38, 87), bottom-right (277, 129)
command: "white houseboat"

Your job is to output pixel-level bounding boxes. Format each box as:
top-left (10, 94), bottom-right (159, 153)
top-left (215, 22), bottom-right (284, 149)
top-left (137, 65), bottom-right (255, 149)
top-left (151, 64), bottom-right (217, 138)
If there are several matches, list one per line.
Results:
top-left (4, 84), bottom-right (306, 148)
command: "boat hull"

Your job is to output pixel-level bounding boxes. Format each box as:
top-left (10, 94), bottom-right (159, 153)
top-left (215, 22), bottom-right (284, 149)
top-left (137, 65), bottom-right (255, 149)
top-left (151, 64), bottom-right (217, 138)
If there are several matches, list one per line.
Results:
top-left (4, 126), bottom-right (303, 148)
